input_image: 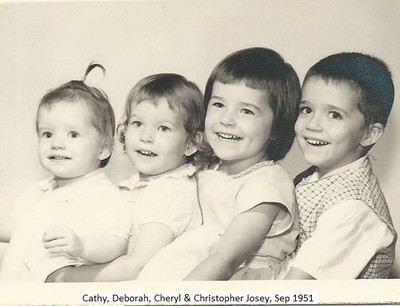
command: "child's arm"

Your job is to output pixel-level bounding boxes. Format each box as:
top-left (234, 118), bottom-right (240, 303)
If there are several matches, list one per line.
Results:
top-left (0, 216), bottom-right (15, 242)
top-left (284, 200), bottom-right (393, 279)
top-left (184, 203), bottom-right (281, 280)
top-left (284, 267), bottom-right (315, 279)
top-left (46, 222), bottom-right (174, 282)
top-left (43, 225), bottom-right (127, 264)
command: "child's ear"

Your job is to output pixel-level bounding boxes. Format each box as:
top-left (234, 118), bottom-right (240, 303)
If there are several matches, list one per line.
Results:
top-left (98, 139), bottom-right (113, 161)
top-left (184, 132), bottom-right (203, 157)
top-left (360, 122), bottom-right (385, 147)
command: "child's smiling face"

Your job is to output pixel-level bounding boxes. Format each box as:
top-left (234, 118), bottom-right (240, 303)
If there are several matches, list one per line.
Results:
top-left (205, 81), bottom-right (273, 175)
top-left (37, 101), bottom-right (105, 186)
top-left (124, 98), bottom-right (192, 180)
top-left (295, 77), bottom-right (369, 177)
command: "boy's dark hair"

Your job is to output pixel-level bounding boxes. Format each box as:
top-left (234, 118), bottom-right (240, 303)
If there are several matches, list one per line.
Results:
top-left (118, 73), bottom-right (205, 163)
top-left (204, 47), bottom-right (301, 161)
top-left (303, 52), bottom-right (395, 127)
top-left (36, 63), bottom-right (115, 167)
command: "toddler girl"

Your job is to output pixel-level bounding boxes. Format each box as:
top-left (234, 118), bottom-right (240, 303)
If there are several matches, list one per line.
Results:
top-left (46, 73), bottom-right (205, 281)
top-left (138, 47), bottom-right (301, 280)
top-left (0, 64), bottom-right (131, 282)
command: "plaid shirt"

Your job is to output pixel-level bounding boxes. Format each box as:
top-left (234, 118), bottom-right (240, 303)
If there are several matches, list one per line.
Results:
top-left (295, 158), bottom-right (397, 279)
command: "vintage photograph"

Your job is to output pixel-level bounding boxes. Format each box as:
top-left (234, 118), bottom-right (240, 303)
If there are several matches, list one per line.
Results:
top-left (0, 0), bottom-right (399, 304)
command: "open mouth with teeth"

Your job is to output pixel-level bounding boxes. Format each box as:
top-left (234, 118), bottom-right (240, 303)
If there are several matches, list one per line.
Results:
top-left (305, 138), bottom-right (329, 146)
top-left (137, 150), bottom-right (157, 157)
top-left (216, 132), bottom-right (242, 141)
top-left (49, 156), bottom-right (71, 160)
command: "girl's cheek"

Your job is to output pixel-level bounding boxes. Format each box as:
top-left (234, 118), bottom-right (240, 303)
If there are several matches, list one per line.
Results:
top-left (125, 127), bottom-right (134, 139)
top-left (204, 115), bottom-right (214, 132)
top-left (203, 126), bottom-right (212, 141)
top-left (124, 130), bottom-right (135, 148)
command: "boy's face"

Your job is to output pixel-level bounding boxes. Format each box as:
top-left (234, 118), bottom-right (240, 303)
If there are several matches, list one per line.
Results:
top-left (37, 101), bottom-right (105, 186)
top-left (205, 81), bottom-right (273, 175)
top-left (295, 77), bottom-right (369, 176)
top-left (124, 98), bottom-right (191, 180)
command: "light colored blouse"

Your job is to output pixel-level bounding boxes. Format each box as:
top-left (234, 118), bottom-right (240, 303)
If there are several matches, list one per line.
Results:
top-left (118, 164), bottom-right (202, 244)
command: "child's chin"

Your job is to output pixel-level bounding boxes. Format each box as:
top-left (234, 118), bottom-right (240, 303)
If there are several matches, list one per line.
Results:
top-left (303, 156), bottom-right (321, 167)
top-left (212, 148), bottom-right (239, 160)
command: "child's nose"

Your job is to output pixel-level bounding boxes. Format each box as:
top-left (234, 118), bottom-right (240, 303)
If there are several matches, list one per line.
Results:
top-left (219, 109), bottom-right (236, 127)
top-left (305, 114), bottom-right (323, 131)
top-left (51, 134), bottom-right (65, 149)
top-left (140, 127), bottom-right (154, 143)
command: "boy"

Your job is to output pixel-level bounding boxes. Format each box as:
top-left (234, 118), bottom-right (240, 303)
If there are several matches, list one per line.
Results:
top-left (285, 52), bottom-right (397, 279)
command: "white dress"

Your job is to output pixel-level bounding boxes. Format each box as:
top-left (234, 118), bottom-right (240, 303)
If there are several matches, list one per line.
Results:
top-left (0, 170), bottom-right (131, 282)
top-left (137, 161), bottom-right (298, 280)
top-left (118, 163), bottom-right (202, 247)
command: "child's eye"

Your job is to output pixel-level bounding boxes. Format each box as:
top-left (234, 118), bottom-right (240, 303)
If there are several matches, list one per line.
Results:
top-left (328, 111), bottom-right (342, 120)
top-left (159, 125), bottom-right (171, 132)
top-left (41, 131), bottom-right (52, 138)
top-left (69, 131), bottom-right (79, 138)
top-left (211, 102), bottom-right (224, 109)
top-left (130, 121), bottom-right (142, 128)
top-left (241, 108), bottom-right (255, 115)
top-left (299, 106), bottom-right (312, 115)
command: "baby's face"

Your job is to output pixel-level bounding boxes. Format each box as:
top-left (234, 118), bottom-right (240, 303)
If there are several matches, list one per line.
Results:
top-left (37, 101), bottom-right (104, 186)
top-left (295, 77), bottom-right (368, 177)
top-left (124, 98), bottom-right (191, 180)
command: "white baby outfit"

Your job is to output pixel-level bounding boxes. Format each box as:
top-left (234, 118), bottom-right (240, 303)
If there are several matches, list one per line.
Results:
top-left (0, 170), bottom-right (131, 282)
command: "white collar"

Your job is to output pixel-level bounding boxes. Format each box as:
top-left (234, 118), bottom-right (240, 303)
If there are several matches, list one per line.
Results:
top-left (119, 163), bottom-right (197, 190)
top-left (39, 168), bottom-right (105, 191)
top-left (309, 155), bottom-right (369, 182)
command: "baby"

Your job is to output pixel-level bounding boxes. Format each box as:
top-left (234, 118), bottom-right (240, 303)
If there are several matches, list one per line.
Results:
top-left (0, 64), bottom-right (131, 282)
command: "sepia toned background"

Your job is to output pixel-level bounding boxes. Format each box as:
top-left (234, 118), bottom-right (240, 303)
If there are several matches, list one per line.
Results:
top-left (0, 0), bottom-right (399, 280)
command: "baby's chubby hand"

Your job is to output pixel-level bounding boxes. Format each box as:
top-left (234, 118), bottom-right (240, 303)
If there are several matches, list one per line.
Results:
top-left (43, 225), bottom-right (83, 258)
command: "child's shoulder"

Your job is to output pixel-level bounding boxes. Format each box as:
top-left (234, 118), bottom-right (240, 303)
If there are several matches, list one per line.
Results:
top-left (247, 161), bottom-right (294, 185)
top-left (12, 179), bottom-right (50, 208)
top-left (240, 161), bottom-right (293, 181)
top-left (148, 171), bottom-right (197, 195)
top-left (79, 171), bottom-right (123, 200)
top-left (18, 177), bottom-right (56, 196)
top-left (150, 164), bottom-right (198, 187)
top-left (120, 164), bottom-right (197, 192)
top-left (84, 171), bottom-right (118, 189)
top-left (198, 161), bottom-right (293, 187)
top-left (295, 157), bottom-right (377, 187)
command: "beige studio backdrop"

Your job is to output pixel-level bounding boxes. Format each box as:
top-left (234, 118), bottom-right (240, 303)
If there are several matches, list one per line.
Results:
top-left (0, 0), bottom-right (399, 285)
